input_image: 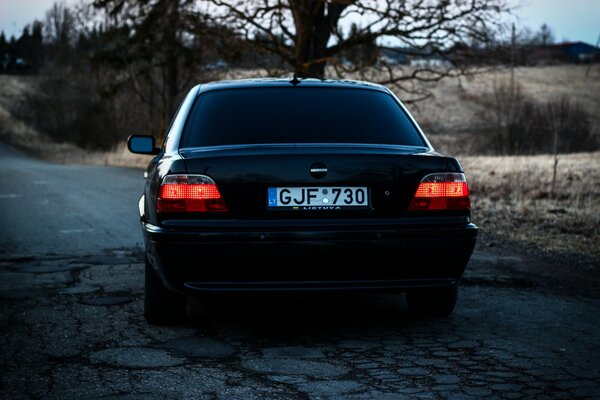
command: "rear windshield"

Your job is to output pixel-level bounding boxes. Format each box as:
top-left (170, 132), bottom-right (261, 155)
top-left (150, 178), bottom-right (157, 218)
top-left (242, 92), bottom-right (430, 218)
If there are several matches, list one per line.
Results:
top-left (180, 87), bottom-right (425, 147)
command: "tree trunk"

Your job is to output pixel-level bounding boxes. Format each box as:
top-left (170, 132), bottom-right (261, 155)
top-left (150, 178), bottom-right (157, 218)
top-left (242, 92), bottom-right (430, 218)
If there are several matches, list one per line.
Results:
top-left (290, 0), bottom-right (349, 78)
top-left (166, 47), bottom-right (178, 121)
top-left (165, 0), bottom-right (180, 122)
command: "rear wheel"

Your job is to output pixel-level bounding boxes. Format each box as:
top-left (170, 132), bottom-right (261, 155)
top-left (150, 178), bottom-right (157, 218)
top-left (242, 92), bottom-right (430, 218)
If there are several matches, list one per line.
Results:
top-left (406, 283), bottom-right (458, 317)
top-left (144, 257), bottom-right (186, 325)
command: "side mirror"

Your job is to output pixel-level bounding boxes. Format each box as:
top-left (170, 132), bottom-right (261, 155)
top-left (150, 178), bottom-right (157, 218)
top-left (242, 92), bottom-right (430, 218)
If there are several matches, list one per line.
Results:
top-left (127, 135), bottom-right (160, 155)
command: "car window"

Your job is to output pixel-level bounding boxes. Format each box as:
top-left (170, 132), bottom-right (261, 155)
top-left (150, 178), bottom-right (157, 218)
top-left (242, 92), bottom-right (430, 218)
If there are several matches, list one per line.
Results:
top-left (180, 87), bottom-right (426, 147)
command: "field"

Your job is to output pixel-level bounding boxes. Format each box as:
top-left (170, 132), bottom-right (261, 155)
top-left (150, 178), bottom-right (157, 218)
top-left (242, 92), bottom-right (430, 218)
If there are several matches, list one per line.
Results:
top-left (0, 65), bottom-right (599, 270)
top-left (463, 152), bottom-right (599, 262)
top-left (408, 64), bottom-right (600, 155)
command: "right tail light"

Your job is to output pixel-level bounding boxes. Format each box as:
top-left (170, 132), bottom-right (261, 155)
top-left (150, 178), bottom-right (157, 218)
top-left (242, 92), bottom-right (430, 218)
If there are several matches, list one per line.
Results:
top-left (408, 172), bottom-right (471, 211)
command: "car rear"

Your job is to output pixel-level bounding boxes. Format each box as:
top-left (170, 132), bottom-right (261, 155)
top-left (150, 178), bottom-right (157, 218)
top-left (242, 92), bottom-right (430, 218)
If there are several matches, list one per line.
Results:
top-left (133, 79), bottom-right (478, 323)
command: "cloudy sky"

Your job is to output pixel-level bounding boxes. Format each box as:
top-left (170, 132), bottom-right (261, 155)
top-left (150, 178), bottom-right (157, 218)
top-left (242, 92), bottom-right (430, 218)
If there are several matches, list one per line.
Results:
top-left (0, 0), bottom-right (598, 44)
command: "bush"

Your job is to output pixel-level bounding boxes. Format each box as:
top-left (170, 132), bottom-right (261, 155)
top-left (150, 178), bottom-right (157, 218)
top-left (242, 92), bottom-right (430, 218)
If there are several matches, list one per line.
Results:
top-left (487, 82), bottom-right (597, 154)
top-left (18, 66), bottom-right (121, 150)
top-left (17, 65), bottom-right (158, 151)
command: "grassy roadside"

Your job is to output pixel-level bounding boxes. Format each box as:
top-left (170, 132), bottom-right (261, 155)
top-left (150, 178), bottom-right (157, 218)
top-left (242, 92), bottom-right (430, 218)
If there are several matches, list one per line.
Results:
top-left (463, 152), bottom-right (599, 262)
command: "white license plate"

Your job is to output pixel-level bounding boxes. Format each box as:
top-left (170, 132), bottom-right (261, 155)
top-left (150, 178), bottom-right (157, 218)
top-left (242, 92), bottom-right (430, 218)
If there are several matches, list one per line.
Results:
top-left (268, 187), bottom-right (369, 210)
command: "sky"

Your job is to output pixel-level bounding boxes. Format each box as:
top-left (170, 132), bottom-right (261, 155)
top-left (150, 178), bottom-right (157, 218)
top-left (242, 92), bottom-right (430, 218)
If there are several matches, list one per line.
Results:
top-left (511, 0), bottom-right (600, 44)
top-left (0, 0), bottom-right (599, 44)
top-left (0, 0), bottom-right (76, 38)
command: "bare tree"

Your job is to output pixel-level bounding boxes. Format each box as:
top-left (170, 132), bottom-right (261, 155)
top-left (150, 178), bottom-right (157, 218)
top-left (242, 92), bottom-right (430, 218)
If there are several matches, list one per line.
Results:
top-left (44, 1), bottom-right (76, 63)
top-left (93, 0), bottom-right (213, 134)
top-left (44, 2), bottom-right (75, 45)
top-left (203, 0), bottom-right (509, 101)
top-left (535, 23), bottom-right (555, 46)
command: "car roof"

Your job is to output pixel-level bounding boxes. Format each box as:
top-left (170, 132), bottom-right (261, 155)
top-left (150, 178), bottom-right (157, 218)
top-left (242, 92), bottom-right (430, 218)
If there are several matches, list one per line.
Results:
top-left (197, 77), bottom-right (391, 94)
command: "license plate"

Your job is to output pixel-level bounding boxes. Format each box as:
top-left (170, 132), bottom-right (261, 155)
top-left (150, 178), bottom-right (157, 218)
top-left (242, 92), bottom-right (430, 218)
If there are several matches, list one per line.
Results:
top-left (268, 187), bottom-right (369, 210)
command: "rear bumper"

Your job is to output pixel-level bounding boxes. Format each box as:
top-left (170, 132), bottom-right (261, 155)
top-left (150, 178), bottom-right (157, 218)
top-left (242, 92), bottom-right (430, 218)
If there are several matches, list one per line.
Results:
top-left (142, 217), bottom-right (478, 294)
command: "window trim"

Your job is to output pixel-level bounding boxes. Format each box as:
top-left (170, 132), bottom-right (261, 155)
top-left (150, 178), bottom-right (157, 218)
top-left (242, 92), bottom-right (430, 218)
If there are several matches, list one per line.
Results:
top-left (178, 86), bottom-right (428, 149)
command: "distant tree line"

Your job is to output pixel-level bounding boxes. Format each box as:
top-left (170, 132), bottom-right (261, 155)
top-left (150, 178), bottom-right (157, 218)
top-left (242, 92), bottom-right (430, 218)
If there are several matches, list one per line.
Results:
top-left (5, 0), bottom-right (248, 149)
top-left (0, 22), bottom-right (44, 72)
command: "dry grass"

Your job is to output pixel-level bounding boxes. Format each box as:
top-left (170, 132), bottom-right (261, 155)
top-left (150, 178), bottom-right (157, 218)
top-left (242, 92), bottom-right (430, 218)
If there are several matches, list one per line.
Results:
top-left (0, 75), bottom-right (44, 149)
top-left (463, 152), bottom-right (600, 260)
top-left (405, 65), bottom-right (600, 156)
top-left (44, 142), bottom-right (154, 169)
top-left (0, 75), bottom-right (153, 168)
top-left (407, 64), bottom-right (600, 132)
top-left (0, 102), bottom-right (152, 169)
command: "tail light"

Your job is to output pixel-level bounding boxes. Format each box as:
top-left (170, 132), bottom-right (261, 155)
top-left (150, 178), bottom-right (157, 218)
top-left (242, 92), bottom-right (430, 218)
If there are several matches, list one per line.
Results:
top-left (408, 172), bottom-right (471, 211)
top-left (157, 174), bottom-right (227, 212)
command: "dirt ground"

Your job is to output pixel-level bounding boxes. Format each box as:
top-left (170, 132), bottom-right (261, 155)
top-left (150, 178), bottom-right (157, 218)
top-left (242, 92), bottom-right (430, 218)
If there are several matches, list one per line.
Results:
top-left (463, 152), bottom-right (600, 297)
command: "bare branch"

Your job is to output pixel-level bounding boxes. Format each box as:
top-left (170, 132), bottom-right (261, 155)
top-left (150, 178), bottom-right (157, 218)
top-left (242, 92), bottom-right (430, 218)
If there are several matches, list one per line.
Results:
top-left (201, 0), bottom-right (509, 99)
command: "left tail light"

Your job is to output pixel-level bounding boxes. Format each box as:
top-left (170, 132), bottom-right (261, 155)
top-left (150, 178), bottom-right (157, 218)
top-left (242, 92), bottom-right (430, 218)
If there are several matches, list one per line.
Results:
top-left (408, 172), bottom-right (471, 211)
top-left (157, 174), bottom-right (228, 213)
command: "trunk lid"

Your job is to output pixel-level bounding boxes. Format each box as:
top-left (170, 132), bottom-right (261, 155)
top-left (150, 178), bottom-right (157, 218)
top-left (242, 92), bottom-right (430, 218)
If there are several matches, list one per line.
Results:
top-left (179, 144), bottom-right (462, 219)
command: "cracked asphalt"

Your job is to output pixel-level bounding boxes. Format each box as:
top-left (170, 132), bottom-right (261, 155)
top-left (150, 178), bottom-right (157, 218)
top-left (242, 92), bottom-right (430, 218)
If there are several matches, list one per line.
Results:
top-left (1, 144), bottom-right (599, 399)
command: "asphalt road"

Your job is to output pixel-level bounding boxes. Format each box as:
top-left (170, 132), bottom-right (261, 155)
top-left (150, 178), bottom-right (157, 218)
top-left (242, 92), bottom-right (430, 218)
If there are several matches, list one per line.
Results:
top-left (0, 143), bottom-right (143, 257)
top-left (1, 144), bottom-right (599, 399)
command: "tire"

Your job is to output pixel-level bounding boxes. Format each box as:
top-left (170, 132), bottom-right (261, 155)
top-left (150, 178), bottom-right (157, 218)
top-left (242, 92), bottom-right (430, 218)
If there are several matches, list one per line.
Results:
top-left (144, 257), bottom-right (186, 325)
top-left (406, 283), bottom-right (459, 317)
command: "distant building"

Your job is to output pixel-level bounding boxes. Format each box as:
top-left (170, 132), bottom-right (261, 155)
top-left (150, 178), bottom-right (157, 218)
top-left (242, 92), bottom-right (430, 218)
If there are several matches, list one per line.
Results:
top-left (410, 57), bottom-right (453, 69)
top-left (378, 47), bottom-right (452, 68)
top-left (379, 48), bottom-right (408, 65)
top-left (531, 41), bottom-right (600, 63)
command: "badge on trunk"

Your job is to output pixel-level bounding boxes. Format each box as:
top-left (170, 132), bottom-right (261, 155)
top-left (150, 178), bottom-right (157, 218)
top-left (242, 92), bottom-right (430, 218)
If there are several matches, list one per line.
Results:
top-left (310, 162), bottom-right (328, 179)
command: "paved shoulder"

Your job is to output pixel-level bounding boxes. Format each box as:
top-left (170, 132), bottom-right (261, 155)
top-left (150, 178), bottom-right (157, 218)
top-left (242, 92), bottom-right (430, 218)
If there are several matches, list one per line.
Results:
top-left (0, 143), bottom-right (144, 257)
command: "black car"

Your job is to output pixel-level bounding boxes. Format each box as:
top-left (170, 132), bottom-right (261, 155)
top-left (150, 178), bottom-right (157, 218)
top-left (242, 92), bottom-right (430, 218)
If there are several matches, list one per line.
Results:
top-left (128, 78), bottom-right (478, 324)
